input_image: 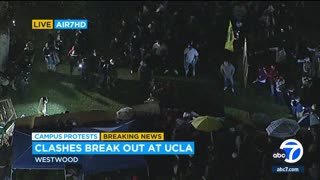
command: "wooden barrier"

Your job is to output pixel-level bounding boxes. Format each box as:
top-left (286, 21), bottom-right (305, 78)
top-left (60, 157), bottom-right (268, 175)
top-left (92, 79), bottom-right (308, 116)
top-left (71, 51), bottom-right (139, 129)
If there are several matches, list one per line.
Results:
top-left (15, 110), bottom-right (117, 129)
top-left (15, 102), bottom-right (161, 129)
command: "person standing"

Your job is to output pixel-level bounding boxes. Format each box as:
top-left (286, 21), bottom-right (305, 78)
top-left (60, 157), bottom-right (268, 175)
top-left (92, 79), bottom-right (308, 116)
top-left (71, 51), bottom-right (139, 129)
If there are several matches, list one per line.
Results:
top-left (24, 41), bottom-right (35, 64)
top-left (68, 43), bottom-right (79, 76)
top-left (138, 59), bottom-right (152, 91)
top-left (43, 43), bottom-right (54, 71)
top-left (266, 65), bottom-right (278, 96)
top-left (127, 42), bottom-right (137, 75)
top-left (220, 60), bottom-right (235, 93)
top-left (253, 66), bottom-right (268, 96)
top-left (152, 40), bottom-right (162, 74)
top-left (87, 49), bottom-right (98, 88)
top-left (290, 97), bottom-right (304, 119)
top-left (38, 97), bottom-right (48, 116)
top-left (275, 76), bottom-right (286, 105)
top-left (96, 56), bottom-right (108, 89)
top-left (106, 59), bottom-right (117, 91)
top-left (184, 44), bottom-right (199, 77)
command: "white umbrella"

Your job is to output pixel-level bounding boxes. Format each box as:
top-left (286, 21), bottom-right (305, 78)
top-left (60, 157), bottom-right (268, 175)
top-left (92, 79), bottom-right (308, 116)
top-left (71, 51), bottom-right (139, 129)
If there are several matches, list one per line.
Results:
top-left (266, 118), bottom-right (300, 139)
top-left (298, 113), bottom-right (320, 127)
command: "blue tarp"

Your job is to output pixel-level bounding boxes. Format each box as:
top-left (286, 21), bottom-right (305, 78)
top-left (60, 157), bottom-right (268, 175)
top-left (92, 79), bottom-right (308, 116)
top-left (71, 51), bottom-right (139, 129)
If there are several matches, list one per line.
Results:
top-left (72, 120), bottom-right (135, 133)
top-left (12, 130), bottom-right (64, 170)
top-left (11, 120), bottom-right (148, 175)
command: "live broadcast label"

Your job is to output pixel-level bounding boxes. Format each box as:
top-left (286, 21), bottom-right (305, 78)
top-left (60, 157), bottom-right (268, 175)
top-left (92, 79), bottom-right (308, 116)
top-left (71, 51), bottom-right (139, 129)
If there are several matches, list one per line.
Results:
top-left (100, 132), bottom-right (164, 141)
top-left (32, 142), bottom-right (194, 155)
top-left (32, 19), bottom-right (53, 29)
top-left (32, 19), bottom-right (87, 29)
top-left (54, 19), bottom-right (87, 29)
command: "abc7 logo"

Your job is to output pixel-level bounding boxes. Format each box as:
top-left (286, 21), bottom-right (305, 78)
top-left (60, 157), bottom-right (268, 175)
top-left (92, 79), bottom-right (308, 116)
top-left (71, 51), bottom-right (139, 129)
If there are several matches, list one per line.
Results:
top-left (273, 151), bottom-right (286, 159)
top-left (273, 139), bottom-right (304, 164)
top-left (280, 139), bottom-right (303, 164)
top-left (272, 149), bottom-right (286, 162)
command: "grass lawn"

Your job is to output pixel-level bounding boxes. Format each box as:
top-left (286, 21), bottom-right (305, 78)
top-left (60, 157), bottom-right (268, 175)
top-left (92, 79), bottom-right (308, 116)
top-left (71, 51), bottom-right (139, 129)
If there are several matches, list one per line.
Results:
top-left (10, 58), bottom-right (127, 117)
top-left (224, 84), bottom-right (290, 120)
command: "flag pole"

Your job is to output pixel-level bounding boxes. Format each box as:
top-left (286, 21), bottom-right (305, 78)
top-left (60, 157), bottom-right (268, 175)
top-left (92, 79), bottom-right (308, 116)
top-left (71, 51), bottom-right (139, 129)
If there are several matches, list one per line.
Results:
top-left (243, 38), bottom-right (248, 88)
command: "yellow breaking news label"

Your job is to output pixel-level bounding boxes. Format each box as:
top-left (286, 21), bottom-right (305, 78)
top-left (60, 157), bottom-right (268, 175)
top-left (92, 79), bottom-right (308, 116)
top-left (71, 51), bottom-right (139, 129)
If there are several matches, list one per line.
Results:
top-left (100, 132), bottom-right (164, 141)
top-left (32, 19), bottom-right (53, 29)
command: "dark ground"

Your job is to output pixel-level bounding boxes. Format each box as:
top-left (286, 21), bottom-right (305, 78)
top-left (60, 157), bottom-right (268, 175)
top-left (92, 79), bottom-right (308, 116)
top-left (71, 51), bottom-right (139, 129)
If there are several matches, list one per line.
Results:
top-left (5, 1), bottom-right (320, 179)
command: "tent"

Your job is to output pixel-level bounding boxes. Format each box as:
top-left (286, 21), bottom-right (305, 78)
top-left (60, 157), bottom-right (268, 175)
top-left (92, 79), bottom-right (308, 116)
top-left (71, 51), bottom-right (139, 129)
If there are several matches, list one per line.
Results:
top-left (11, 120), bottom-right (149, 179)
top-left (10, 130), bottom-right (65, 180)
top-left (11, 130), bottom-right (64, 170)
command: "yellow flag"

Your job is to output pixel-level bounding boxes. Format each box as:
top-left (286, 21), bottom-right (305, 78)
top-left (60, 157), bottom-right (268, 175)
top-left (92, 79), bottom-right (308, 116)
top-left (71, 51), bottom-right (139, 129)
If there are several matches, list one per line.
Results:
top-left (225, 20), bottom-right (235, 52)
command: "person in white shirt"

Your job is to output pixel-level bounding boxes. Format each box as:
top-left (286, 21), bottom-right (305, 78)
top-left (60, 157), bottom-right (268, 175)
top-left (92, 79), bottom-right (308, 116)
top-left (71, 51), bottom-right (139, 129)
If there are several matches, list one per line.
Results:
top-left (184, 44), bottom-right (199, 77)
top-left (38, 97), bottom-right (48, 116)
top-left (152, 40), bottom-right (162, 74)
top-left (275, 76), bottom-right (286, 105)
top-left (152, 41), bottom-right (161, 56)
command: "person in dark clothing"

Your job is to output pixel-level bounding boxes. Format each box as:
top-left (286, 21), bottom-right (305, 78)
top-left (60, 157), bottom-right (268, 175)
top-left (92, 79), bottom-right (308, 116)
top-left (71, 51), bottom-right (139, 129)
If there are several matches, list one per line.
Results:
top-left (106, 59), bottom-right (118, 91)
top-left (96, 56), bottom-right (108, 88)
top-left (126, 42), bottom-right (138, 75)
top-left (47, 33), bottom-right (55, 49)
top-left (74, 30), bottom-right (86, 55)
top-left (138, 59), bottom-right (152, 94)
top-left (24, 41), bottom-right (34, 64)
top-left (253, 66), bottom-right (268, 96)
top-left (128, 32), bottom-right (141, 74)
top-left (68, 43), bottom-right (80, 76)
top-left (164, 36), bottom-right (179, 75)
top-left (109, 37), bottom-right (122, 62)
top-left (87, 49), bottom-right (98, 88)
top-left (78, 57), bottom-right (88, 81)
top-left (43, 42), bottom-right (55, 71)
top-left (15, 72), bottom-right (29, 100)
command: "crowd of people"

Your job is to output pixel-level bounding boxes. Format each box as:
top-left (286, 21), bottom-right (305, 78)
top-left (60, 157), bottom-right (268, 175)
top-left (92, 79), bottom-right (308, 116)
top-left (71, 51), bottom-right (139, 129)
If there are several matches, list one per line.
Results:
top-left (146, 110), bottom-right (318, 180)
top-left (3, 1), bottom-right (320, 180)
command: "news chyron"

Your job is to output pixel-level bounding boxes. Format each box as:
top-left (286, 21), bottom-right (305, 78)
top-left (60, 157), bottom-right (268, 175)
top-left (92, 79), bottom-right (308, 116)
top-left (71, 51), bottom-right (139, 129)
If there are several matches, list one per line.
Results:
top-left (32, 132), bottom-right (194, 164)
top-left (32, 19), bottom-right (87, 30)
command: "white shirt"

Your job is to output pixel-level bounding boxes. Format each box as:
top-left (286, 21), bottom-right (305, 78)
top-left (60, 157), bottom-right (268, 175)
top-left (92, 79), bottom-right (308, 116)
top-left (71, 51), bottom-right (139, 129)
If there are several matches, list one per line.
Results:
top-left (276, 79), bottom-right (285, 92)
top-left (184, 47), bottom-right (199, 64)
top-left (152, 42), bottom-right (161, 56)
top-left (38, 102), bottom-right (47, 115)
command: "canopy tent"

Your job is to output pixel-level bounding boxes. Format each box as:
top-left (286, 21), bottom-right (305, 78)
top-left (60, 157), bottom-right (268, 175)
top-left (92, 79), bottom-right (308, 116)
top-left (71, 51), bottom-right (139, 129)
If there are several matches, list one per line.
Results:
top-left (11, 120), bottom-right (148, 178)
top-left (11, 130), bottom-right (64, 170)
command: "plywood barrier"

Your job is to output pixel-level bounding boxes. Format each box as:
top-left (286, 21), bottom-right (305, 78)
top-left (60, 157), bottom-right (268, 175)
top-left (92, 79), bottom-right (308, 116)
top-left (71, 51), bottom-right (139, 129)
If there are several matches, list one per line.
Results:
top-left (15, 110), bottom-right (117, 129)
top-left (15, 102), bottom-right (161, 129)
